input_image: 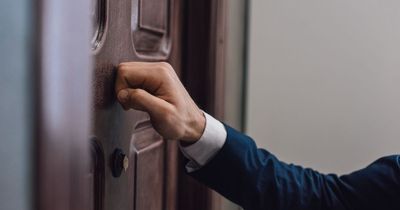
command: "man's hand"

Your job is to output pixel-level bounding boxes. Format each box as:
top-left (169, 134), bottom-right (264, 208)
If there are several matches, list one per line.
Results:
top-left (115, 62), bottom-right (205, 143)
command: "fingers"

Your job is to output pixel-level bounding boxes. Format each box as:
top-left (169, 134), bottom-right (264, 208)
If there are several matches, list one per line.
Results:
top-left (115, 62), bottom-right (174, 95)
top-left (117, 88), bottom-right (172, 116)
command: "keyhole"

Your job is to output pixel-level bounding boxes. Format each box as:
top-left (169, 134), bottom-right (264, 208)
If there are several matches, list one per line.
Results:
top-left (111, 148), bottom-right (129, 177)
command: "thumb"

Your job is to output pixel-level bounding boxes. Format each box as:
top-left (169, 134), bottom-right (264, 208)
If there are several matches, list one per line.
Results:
top-left (117, 88), bottom-right (171, 115)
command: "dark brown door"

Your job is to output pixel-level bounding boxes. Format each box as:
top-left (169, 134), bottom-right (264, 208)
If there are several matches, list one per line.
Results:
top-left (36, 0), bottom-right (226, 210)
top-left (90, 0), bottom-right (182, 210)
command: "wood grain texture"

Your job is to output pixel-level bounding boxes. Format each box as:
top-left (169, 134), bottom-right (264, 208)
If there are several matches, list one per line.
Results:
top-left (35, 0), bottom-right (228, 209)
top-left (92, 0), bottom-right (181, 210)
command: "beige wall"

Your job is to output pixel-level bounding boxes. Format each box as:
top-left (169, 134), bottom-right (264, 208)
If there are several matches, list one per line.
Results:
top-left (246, 0), bottom-right (400, 174)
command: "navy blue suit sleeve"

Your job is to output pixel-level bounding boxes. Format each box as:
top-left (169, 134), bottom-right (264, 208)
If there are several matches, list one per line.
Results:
top-left (189, 125), bottom-right (400, 210)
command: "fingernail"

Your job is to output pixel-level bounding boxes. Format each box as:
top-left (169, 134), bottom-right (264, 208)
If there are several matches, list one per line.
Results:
top-left (118, 89), bottom-right (129, 102)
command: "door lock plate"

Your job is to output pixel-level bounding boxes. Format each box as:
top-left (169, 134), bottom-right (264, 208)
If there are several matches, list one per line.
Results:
top-left (111, 148), bottom-right (129, 177)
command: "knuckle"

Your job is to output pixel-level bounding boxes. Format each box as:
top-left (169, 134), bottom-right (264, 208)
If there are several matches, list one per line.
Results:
top-left (128, 89), bottom-right (140, 100)
top-left (117, 63), bottom-right (130, 74)
top-left (158, 62), bottom-right (173, 73)
top-left (117, 63), bottom-right (127, 69)
top-left (127, 89), bottom-right (146, 105)
top-left (159, 61), bottom-right (172, 69)
top-left (119, 62), bottom-right (133, 66)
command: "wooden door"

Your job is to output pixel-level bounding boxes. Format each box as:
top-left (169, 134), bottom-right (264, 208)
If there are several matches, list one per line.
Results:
top-left (91, 0), bottom-right (182, 210)
top-left (35, 0), bottom-right (227, 210)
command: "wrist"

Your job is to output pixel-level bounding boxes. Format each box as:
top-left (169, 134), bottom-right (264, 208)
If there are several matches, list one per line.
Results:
top-left (181, 109), bottom-right (206, 144)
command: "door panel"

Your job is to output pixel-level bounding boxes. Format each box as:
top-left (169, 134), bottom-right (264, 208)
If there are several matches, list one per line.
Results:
top-left (139, 0), bottom-right (167, 33)
top-left (35, 0), bottom-right (226, 209)
top-left (132, 0), bottom-right (171, 57)
top-left (130, 123), bottom-right (165, 210)
top-left (91, 0), bottom-right (178, 209)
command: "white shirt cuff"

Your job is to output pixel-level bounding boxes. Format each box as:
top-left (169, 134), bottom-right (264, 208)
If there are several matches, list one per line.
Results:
top-left (179, 112), bottom-right (227, 172)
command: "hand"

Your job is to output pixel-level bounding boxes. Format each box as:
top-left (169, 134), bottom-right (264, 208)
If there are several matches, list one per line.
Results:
top-left (115, 62), bottom-right (205, 143)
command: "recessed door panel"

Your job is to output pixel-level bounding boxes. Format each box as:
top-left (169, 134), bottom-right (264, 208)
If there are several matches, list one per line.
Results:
top-left (91, 0), bottom-right (107, 50)
top-left (139, 0), bottom-right (167, 33)
top-left (132, 0), bottom-right (171, 58)
top-left (129, 122), bottom-right (164, 210)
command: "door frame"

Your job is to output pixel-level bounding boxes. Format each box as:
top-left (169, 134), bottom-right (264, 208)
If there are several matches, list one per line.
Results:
top-left (179, 0), bottom-right (227, 209)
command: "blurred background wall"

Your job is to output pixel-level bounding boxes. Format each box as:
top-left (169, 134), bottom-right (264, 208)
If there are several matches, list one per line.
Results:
top-left (246, 0), bottom-right (400, 175)
top-left (224, 1), bottom-right (400, 209)
top-left (0, 0), bottom-right (33, 210)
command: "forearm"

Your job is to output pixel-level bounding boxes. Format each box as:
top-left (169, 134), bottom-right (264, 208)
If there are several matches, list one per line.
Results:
top-left (113, 62), bottom-right (400, 210)
top-left (186, 125), bottom-right (400, 210)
